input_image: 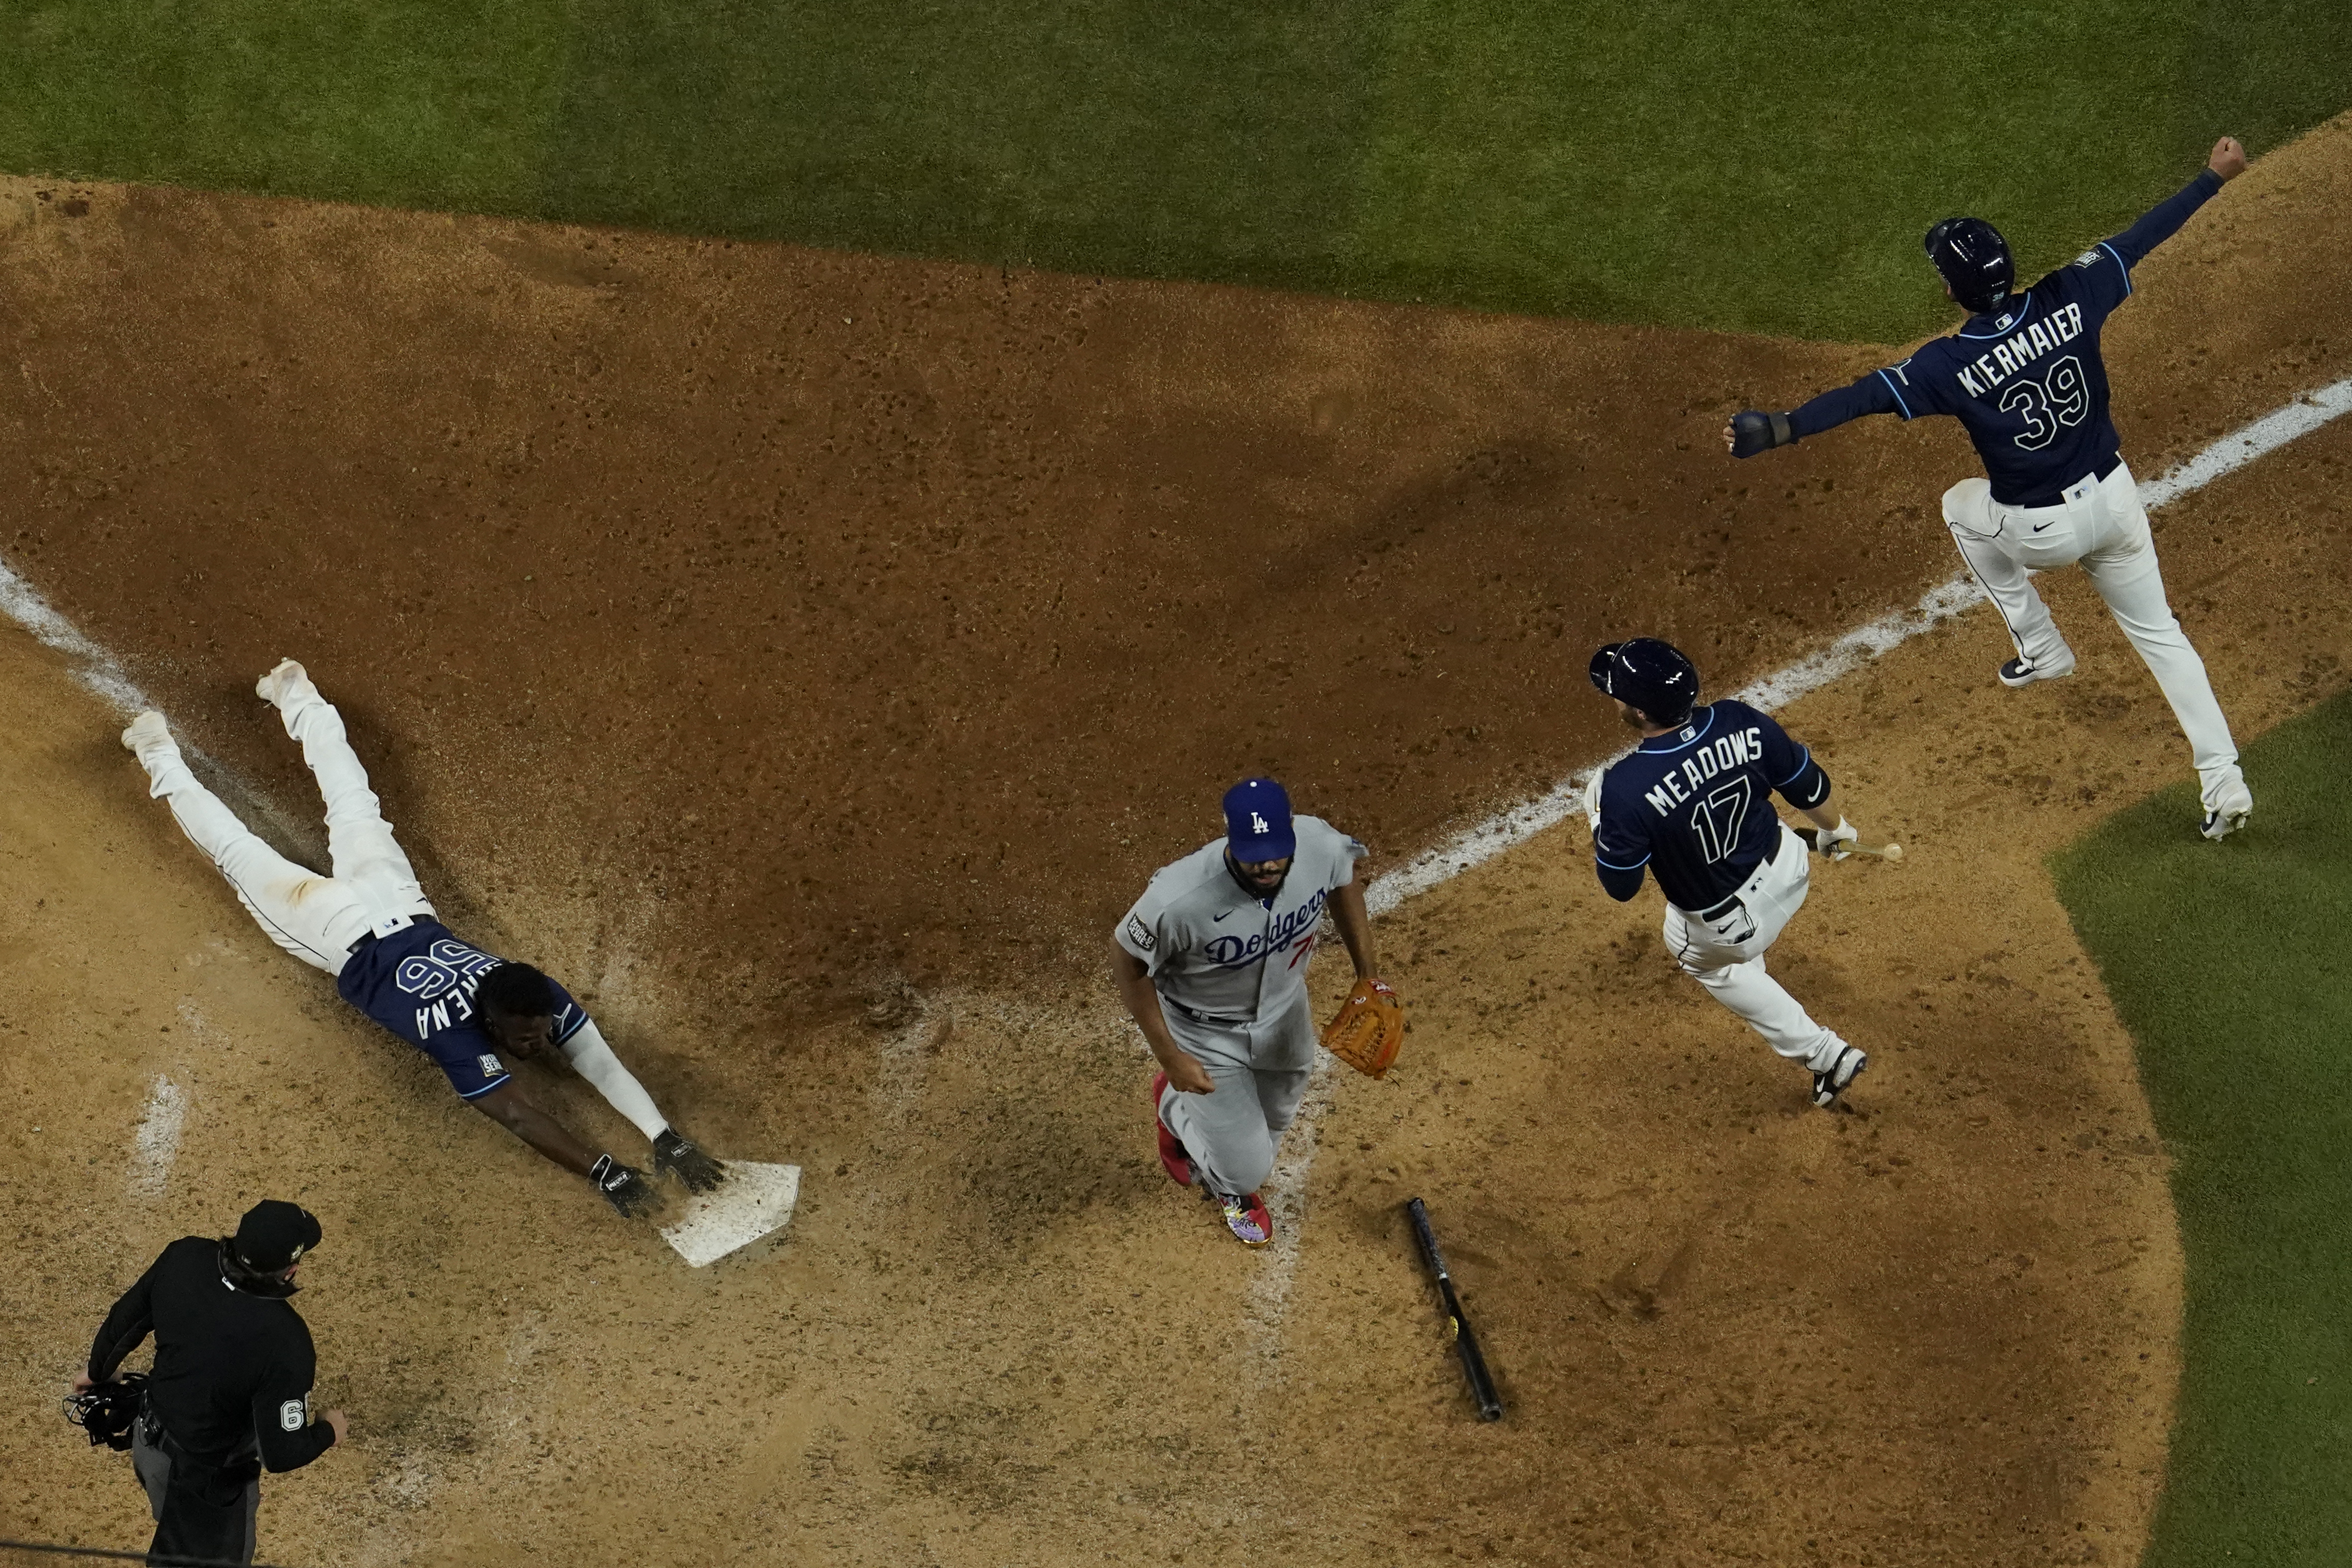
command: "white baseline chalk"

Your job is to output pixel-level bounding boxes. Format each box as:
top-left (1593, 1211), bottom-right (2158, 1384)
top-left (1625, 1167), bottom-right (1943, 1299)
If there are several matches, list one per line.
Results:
top-left (1364, 375), bottom-right (2352, 917)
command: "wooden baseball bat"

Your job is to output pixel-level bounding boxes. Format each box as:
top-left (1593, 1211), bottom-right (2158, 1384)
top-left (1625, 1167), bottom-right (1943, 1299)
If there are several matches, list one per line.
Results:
top-left (1799, 827), bottom-right (1904, 862)
top-left (1404, 1198), bottom-right (1503, 1422)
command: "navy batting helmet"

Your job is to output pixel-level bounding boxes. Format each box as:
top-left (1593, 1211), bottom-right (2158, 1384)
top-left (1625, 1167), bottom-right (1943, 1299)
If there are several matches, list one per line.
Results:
top-left (1924, 217), bottom-right (2014, 316)
top-left (1589, 639), bottom-right (1699, 725)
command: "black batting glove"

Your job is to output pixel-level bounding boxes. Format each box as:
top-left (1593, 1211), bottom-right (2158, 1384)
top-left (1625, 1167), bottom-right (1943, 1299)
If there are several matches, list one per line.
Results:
top-left (589, 1153), bottom-right (659, 1217)
top-left (1728, 409), bottom-right (1797, 458)
top-left (653, 1129), bottom-right (726, 1193)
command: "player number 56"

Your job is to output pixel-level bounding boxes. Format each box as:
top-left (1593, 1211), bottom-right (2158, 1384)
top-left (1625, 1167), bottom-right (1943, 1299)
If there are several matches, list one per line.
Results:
top-left (2000, 354), bottom-right (2090, 450)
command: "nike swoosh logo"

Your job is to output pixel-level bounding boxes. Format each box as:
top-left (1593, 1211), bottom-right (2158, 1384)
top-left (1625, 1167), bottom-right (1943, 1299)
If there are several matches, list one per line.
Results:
top-left (2032, 521), bottom-right (2054, 533)
top-left (1212, 910), bottom-right (1234, 923)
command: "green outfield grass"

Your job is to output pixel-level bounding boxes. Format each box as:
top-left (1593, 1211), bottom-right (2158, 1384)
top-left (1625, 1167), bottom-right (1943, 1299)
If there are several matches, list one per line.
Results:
top-left (6, 0), bottom-right (2348, 339)
top-left (2052, 688), bottom-right (2352, 1567)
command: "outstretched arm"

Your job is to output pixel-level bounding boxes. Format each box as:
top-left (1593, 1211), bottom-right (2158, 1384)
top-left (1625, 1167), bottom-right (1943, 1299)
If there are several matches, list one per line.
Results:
top-left (557, 1022), bottom-right (725, 1190)
top-left (473, 1082), bottom-right (660, 1215)
top-left (560, 1019), bottom-right (668, 1141)
top-left (2106, 138), bottom-right (2243, 270)
top-left (471, 1081), bottom-right (601, 1175)
top-left (1724, 367), bottom-right (1911, 457)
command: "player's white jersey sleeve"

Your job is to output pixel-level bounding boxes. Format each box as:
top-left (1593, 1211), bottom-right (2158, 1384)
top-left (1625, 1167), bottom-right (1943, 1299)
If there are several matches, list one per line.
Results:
top-left (1115, 865), bottom-right (1195, 979)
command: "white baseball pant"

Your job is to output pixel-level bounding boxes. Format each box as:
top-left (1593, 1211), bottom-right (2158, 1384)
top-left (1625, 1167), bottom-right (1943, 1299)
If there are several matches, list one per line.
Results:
top-left (1943, 461), bottom-right (2245, 813)
top-left (128, 675), bottom-right (433, 975)
top-left (1663, 827), bottom-right (1850, 1074)
top-left (1154, 992), bottom-right (1315, 1198)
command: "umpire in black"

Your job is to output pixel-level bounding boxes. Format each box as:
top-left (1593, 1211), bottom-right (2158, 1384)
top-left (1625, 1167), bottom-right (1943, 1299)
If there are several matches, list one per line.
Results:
top-left (75, 1201), bottom-right (348, 1564)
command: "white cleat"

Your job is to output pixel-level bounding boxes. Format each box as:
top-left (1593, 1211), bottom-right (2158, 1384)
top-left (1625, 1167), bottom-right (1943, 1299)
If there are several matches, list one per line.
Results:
top-left (255, 658), bottom-right (309, 708)
top-left (120, 709), bottom-right (174, 761)
top-left (2200, 783), bottom-right (2253, 842)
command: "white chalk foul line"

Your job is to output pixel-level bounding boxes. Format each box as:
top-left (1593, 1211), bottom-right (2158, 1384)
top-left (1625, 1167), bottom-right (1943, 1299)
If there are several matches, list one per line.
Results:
top-left (0, 560), bottom-right (155, 714)
top-left (1245, 375), bottom-right (2352, 1369)
top-left (1363, 375), bottom-right (2352, 916)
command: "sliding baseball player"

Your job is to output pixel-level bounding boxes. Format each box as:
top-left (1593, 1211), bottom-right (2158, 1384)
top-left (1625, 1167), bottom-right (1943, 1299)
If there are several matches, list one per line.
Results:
top-left (1111, 778), bottom-right (1386, 1247)
top-left (120, 661), bottom-right (726, 1216)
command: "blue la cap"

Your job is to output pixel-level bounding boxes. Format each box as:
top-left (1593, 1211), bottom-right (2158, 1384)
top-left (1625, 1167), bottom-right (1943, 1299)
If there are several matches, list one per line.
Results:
top-left (1221, 777), bottom-right (1296, 863)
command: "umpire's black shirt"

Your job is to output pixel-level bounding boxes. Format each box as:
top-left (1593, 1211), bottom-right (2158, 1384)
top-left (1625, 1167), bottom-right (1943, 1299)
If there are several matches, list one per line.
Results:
top-left (88, 1236), bottom-right (336, 1472)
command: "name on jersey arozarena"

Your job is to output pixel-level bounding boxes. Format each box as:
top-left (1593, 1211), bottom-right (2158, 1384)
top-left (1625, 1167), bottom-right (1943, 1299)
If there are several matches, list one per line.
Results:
top-left (1202, 888), bottom-right (1329, 968)
top-left (1943, 302), bottom-right (2088, 399)
top-left (1642, 727), bottom-right (1769, 817)
top-left (394, 939), bottom-right (504, 1039)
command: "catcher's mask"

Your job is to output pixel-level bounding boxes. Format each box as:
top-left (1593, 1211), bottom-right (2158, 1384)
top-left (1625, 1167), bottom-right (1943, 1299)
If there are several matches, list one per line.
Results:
top-left (1589, 639), bottom-right (1699, 726)
top-left (65, 1373), bottom-right (147, 1452)
top-left (1924, 216), bottom-right (2014, 316)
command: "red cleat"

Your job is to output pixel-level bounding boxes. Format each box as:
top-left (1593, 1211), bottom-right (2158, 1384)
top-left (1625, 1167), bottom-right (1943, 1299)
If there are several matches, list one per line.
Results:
top-left (1215, 1190), bottom-right (1274, 1248)
top-left (1150, 1071), bottom-right (1194, 1185)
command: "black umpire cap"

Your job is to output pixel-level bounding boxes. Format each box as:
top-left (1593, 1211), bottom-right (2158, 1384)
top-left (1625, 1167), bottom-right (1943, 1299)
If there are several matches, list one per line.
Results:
top-left (232, 1201), bottom-right (323, 1273)
top-left (1589, 639), bottom-right (1700, 724)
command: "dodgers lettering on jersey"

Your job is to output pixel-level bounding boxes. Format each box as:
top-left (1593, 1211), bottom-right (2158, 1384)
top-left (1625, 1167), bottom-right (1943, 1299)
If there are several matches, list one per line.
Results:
top-left (334, 919), bottom-right (590, 1099)
top-left (1593, 701), bottom-right (1829, 911)
top-left (1115, 815), bottom-right (1366, 1021)
top-left (1787, 169), bottom-right (2223, 507)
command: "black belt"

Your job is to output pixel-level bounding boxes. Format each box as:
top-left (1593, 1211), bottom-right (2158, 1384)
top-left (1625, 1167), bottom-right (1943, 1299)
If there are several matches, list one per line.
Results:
top-left (141, 1405), bottom-right (261, 1487)
top-left (2003, 451), bottom-right (2122, 511)
top-left (1692, 829), bottom-right (1793, 921)
top-left (1166, 998), bottom-right (1250, 1027)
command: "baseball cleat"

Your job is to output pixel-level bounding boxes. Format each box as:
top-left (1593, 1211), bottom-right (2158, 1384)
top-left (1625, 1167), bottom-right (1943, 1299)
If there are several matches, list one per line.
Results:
top-left (1998, 653), bottom-right (2075, 687)
top-left (1214, 1190), bottom-right (1274, 1248)
top-left (1149, 1071), bottom-right (1194, 1186)
top-left (1810, 1044), bottom-right (1868, 1108)
top-left (119, 710), bottom-right (175, 761)
top-left (255, 658), bottom-right (309, 707)
top-left (2200, 783), bottom-right (2253, 842)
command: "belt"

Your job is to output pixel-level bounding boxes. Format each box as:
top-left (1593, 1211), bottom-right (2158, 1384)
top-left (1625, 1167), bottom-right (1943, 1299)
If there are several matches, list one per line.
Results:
top-left (1691, 828), bottom-right (1792, 921)
top-left (1166, 998), bottom-right (1251, 1027)
top-left (2003, 451), bottom-right (2121, 511)
top-left (142, 1405), bottom-right (261, 1484)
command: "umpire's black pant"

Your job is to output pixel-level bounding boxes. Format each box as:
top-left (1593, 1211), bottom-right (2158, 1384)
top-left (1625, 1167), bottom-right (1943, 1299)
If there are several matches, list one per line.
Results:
top-left (130, 1416), bottom-right (260, 1566)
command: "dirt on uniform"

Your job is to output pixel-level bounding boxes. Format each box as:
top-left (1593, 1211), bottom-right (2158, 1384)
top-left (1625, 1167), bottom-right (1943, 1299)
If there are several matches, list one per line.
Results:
top-left (1, 112), bottom-right (2348, 1567)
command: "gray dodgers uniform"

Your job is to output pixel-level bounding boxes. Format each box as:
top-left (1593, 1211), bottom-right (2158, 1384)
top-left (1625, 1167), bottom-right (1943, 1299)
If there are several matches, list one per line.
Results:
top-left (1117, 815), bottom-right (1365, 1197)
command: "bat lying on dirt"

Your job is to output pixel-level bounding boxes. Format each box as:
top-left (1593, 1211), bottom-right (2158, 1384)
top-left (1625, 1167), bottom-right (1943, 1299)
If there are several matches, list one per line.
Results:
top-left (1798, 827), bottom-right (1904, 862)
top-left (1405, 1197), bottom-right (1503, 1422)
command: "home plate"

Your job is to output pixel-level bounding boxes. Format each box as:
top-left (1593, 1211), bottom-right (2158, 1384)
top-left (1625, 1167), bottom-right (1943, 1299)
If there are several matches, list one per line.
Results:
top-left (659, 1161), bottom-right (802, 1267)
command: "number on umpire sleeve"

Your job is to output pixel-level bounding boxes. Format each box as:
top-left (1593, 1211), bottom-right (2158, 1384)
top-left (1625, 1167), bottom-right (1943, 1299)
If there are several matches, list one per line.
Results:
top-left (280, 1398), bottom-right (306, 1431)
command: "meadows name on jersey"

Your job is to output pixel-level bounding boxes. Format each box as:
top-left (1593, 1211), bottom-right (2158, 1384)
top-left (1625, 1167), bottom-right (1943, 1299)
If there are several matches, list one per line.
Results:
top-left (1593, 700), bottom-right (1831, 912)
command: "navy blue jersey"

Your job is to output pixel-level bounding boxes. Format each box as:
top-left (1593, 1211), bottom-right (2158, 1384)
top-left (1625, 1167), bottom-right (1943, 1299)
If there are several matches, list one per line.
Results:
top-left (1788, 170), bottom-right (2222, 507)
top-left (1592, 700), bottom-right (1830, 910)
top-left (334, 919), bottom-right (591, 1100)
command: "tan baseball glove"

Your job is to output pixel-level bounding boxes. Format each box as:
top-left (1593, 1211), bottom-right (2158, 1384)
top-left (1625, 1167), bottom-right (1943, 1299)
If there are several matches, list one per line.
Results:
top-left (1322, 977), bottom-right (1405, 1078)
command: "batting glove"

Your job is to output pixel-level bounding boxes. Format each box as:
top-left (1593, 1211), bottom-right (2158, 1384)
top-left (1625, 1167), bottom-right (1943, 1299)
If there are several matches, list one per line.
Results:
top-left (1820, 818), bottom-right (1859, 860)
top-left (1581, 770), bottom-right (1604, 833)
top-left (653, 1129), bottom-right (726, 1193)
top-left (589, 1153), bottom-right (659, 1217)
top-left (1728, 410), bottom-right (1797, 459)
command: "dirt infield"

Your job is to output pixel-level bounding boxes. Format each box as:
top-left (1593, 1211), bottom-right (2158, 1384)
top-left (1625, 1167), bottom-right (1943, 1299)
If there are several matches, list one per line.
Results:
top-left (2, 114), bottom-right (2349, 1566)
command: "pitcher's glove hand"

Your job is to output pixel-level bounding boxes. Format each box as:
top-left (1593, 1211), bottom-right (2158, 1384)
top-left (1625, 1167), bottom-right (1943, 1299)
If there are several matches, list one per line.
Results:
top-left (1322, 977), bottom-right (1405, 1078)
top-left (1727, 410), bottom-right (1797, 458)
top-left (1801, 818), bottom-right (1860, 860)
top-left (653, 1129), bottom-right (726, 1192)
top-left (590, 1153), bottom-right (659, 1217)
